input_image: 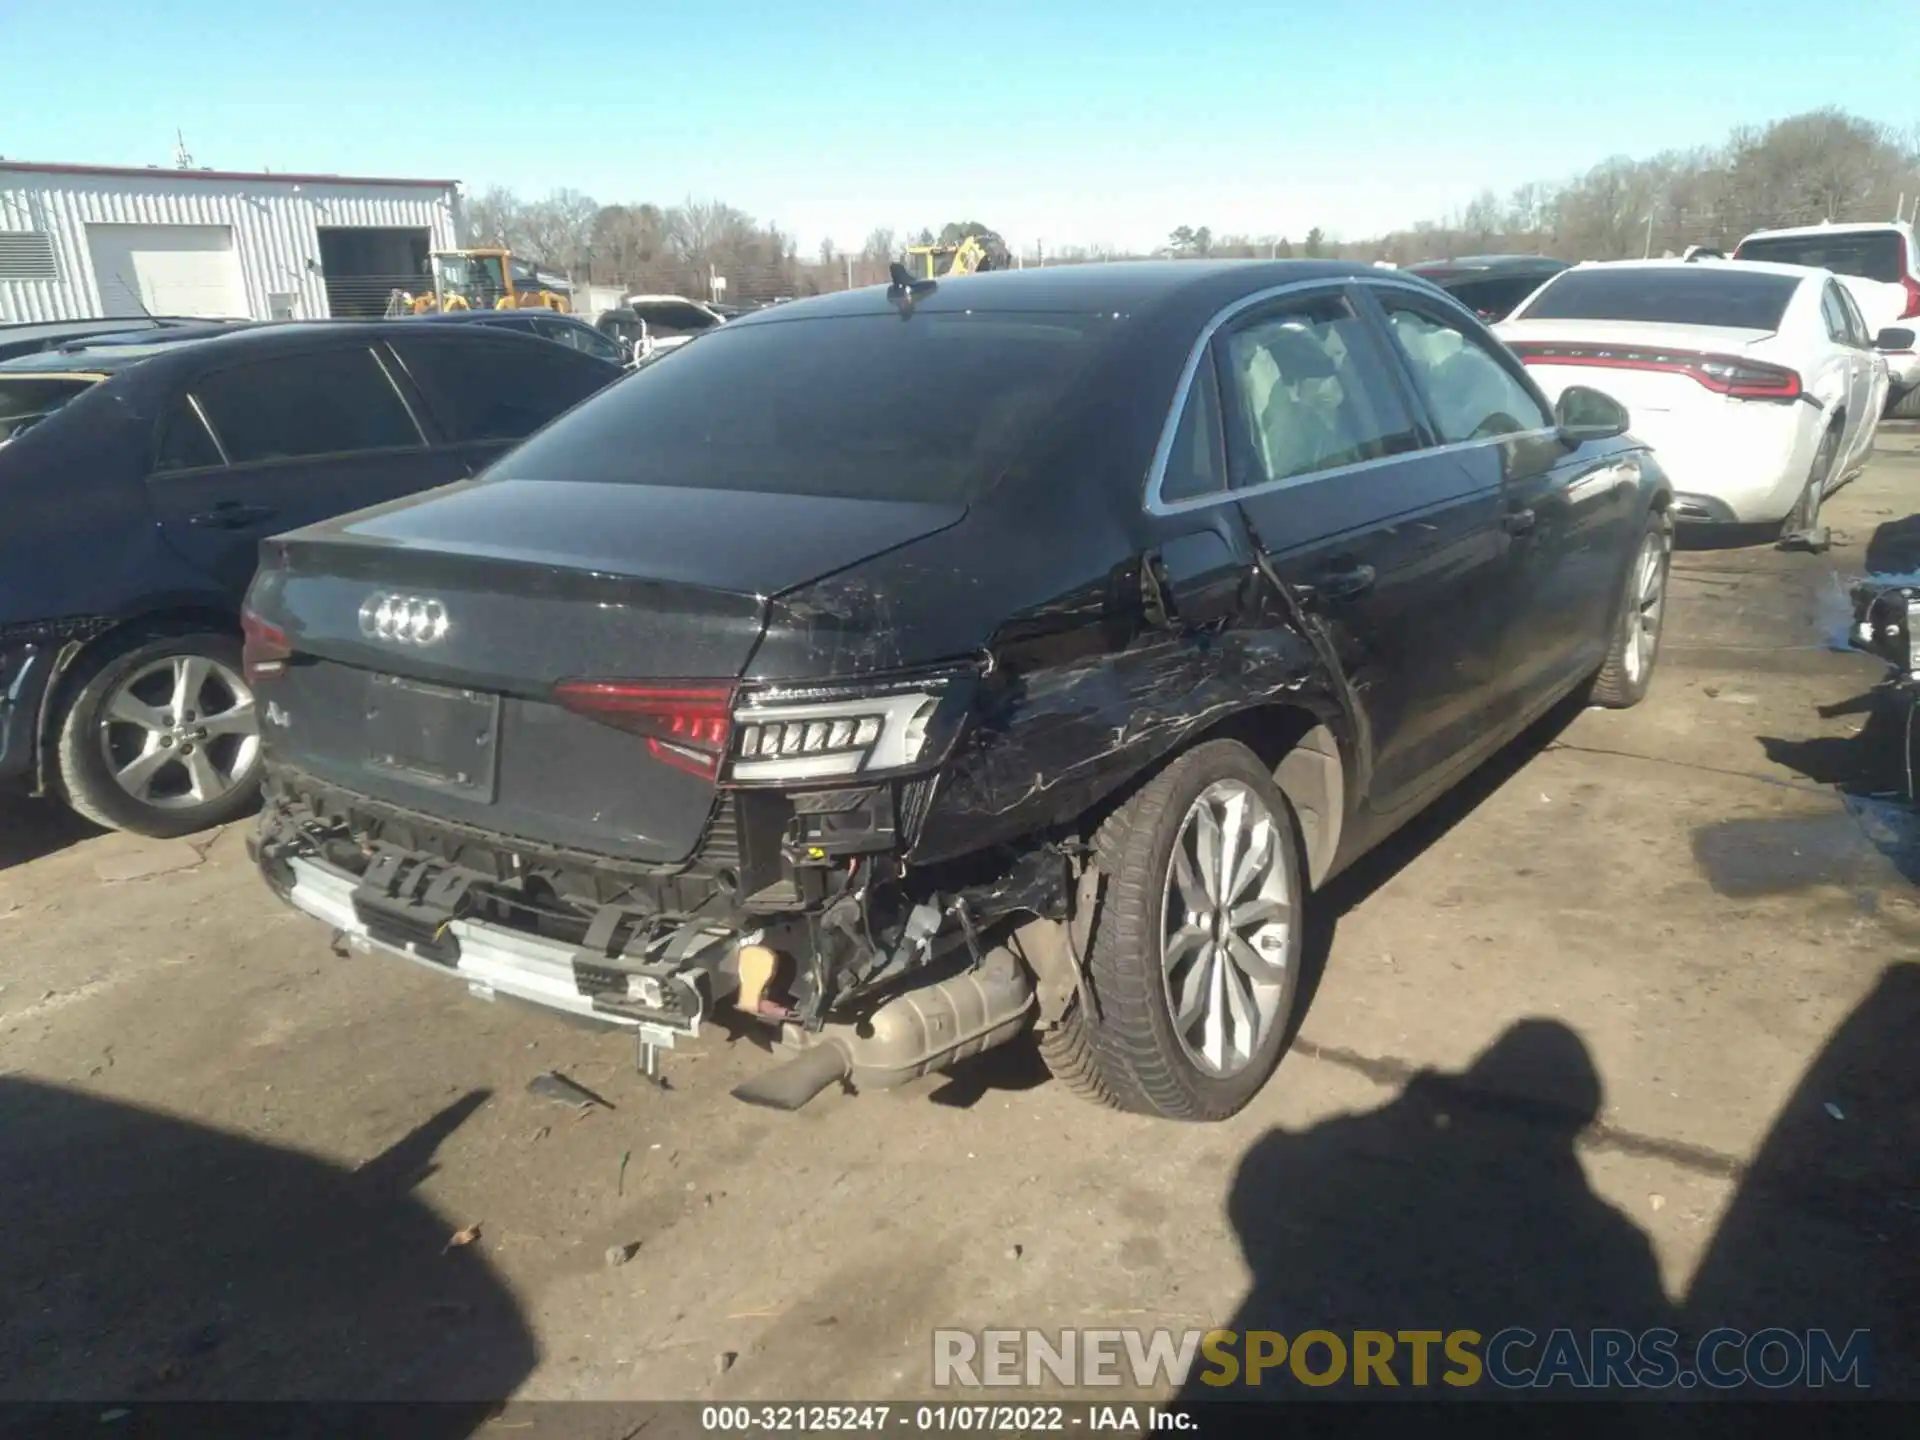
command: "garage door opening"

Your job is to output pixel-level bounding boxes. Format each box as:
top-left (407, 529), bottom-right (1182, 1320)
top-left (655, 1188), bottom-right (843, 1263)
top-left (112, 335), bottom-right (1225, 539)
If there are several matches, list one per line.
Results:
top-left (87, 223), bottom-right (247, 319)
top-left (318, 227), bottom-right (431, 318)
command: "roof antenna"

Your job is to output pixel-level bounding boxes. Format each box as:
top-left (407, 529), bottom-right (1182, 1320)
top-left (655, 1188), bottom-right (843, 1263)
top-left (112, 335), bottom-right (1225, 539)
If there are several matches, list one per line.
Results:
top-left (173, 129), bottom-right (194, 169)
top-left (887, 260), bottom-right (937, 316)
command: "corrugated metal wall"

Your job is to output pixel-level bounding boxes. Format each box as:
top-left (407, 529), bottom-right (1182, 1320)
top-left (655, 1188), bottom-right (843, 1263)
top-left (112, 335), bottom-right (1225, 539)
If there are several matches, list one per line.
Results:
top-left (0, 170), bottom-right (462, 322)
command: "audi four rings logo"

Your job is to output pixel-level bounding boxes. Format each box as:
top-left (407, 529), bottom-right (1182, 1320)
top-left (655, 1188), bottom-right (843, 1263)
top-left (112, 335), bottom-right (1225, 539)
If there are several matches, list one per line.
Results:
top-left (359, 593), bottom-right (450, 645)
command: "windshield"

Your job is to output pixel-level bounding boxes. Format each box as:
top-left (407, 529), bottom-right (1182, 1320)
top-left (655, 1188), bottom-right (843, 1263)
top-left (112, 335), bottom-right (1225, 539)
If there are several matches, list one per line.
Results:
top-left (435, 254), bottom-right (507, 305)
top-left (0, 376), bottom-right (99, 447)
top-left (1733, 232), bottom-right (1907, 285)
top-left (493, 311), bottom-right (1115, 503)
top-left (1519, 268), bottom-right (1800, 330)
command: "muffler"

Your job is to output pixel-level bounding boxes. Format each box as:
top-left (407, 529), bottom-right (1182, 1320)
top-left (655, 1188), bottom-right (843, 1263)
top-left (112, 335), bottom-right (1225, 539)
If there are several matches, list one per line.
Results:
top-left (731, 946), bottom-right (1035, 1111)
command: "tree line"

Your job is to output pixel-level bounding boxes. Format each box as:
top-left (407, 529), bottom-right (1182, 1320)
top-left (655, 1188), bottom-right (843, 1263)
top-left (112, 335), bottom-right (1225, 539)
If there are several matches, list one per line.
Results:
top-left (465, 109), bottom-right (1919, 304)
top-left (1161, 109), bottom-right (1920, 265)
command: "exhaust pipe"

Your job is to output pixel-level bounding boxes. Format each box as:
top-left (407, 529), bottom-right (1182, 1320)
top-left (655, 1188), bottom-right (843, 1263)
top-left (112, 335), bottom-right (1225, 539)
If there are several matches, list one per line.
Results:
top-left (731, 946), bottom-right (1035, 1111)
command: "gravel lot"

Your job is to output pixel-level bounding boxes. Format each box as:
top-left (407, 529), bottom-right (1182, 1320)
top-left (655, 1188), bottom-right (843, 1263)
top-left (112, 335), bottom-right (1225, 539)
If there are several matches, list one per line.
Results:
top-left (4, 438), bottom-right (1916, 1411)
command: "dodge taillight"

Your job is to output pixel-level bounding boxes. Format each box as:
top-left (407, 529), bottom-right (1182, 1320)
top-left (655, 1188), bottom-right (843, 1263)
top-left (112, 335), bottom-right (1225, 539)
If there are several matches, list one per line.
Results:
top-left (241, 607), bottom-right (291, 683)
top-left (1508, 343), bottom-right (1802, 401)
top-left (554, 680), bottom-right (735, 779)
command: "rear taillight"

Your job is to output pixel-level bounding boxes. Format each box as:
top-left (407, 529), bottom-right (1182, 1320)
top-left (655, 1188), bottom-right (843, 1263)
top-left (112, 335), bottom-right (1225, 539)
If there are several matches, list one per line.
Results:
top-left (1507, 343), bottom-right (1802, 401)
top-left (554, 680), bottom-right (734, 779)
top-left (241, 607), bottom-right (291, 683)
top-left (1899, 272), bottom-right (1920, 321)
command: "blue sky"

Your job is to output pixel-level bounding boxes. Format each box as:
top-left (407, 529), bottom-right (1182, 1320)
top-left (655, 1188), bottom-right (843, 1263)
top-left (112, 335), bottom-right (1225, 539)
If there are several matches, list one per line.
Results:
top-left (3, 0), bottom-right (1913, 253)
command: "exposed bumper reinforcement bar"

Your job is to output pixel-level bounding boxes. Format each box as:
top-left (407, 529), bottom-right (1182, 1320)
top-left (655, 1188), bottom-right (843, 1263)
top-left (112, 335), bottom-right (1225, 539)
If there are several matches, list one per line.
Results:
top-left (285, 855), bottom-right (667, 1027)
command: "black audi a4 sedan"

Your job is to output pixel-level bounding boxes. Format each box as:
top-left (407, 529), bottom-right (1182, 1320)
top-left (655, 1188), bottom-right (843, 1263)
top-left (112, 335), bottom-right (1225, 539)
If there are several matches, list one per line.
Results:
top-left (247, 260), bottom-right (1672, 1122)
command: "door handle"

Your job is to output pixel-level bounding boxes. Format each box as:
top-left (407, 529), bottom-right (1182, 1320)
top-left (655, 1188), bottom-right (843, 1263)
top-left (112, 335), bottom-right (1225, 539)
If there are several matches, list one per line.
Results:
top-left (1314, 563), bottom-right (1376, 601)
top-left (1502, 506), bottom-right (1537, 536)
top-left (188, 502), bottom-right (278, 529)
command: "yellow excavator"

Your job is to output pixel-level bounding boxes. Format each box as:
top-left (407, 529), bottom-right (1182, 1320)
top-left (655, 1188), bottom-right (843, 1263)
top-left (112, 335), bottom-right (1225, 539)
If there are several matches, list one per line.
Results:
top-left (906, 231), bottom-right (1012, 280)
top-left (386, 249), bottom-right (572, 316)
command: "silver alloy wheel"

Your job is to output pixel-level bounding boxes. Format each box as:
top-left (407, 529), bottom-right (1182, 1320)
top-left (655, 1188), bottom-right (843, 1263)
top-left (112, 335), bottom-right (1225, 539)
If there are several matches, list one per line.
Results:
top-left (1159, 778), bottom-right (1292, 1077)
top-left (97, 654), bottom-right (259, 809)
top-left (1621, 529), bottom-right (1668, 685)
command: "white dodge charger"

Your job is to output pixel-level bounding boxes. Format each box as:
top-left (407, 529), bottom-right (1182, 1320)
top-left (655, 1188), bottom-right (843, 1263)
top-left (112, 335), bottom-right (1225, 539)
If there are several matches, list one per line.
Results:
top-left (1495, 259), bottom-right (1906, 544)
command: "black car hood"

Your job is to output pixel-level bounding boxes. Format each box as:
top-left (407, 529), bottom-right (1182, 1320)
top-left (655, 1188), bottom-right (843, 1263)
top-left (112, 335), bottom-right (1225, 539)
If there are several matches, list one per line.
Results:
top-left (291, 477), bottom-right (968, 597)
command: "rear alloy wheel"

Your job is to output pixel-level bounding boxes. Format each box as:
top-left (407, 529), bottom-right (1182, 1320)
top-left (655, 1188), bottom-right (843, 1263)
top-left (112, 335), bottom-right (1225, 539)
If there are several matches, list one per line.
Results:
top-left (1039, 740), bottom-right (1304, 1120)
top-left (1589, 510), bottom-right (1672, 709)
top-left (56, 631), bottom-right (262, 837)
top-left (1779, 423), bottom-right (1841, 551)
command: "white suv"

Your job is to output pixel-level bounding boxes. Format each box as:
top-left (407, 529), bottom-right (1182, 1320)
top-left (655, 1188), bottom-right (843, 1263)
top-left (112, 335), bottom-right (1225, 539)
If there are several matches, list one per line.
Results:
top-left (1732, 221), bottom-right (1920, 412)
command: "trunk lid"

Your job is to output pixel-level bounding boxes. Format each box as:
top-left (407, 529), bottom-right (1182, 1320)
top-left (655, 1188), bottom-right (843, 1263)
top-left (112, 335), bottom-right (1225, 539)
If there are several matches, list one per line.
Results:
top-left (253, 476), bottom-right (964, 862)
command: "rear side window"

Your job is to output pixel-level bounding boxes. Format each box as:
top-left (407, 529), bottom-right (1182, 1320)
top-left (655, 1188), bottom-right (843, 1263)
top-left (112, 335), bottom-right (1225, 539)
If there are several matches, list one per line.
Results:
top-left (1522, 268), bottom-right (1800, 330)
top-left (392, 337), bottom-right (615, 444)
top-left (491, 312), bottom-right (1112, 503)
top-left (191, 347), bottom-right (422, 464)
top-left (152, 397), bottom-right (223, 472)
top-left (1159, 356), bottom-right (1227, 503)
top-left (1734, 231), bottom-right (1907, 285)
top-left (0, 376), bottom-right (98, 446)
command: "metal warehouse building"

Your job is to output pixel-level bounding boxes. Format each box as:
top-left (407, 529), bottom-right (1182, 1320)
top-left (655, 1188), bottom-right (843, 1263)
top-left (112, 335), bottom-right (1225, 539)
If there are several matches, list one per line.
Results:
top-left (0, 160), bottom-right (465, 323)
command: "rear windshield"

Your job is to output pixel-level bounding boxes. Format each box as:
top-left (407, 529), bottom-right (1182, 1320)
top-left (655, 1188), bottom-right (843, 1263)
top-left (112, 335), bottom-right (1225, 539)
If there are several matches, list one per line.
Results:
top-left (493, 311), bottom-right (1114, 503)
top-left (0, 376), bottom-right (99, 446)
top-left (1519, 268), bottom-right (1800, 330)
top-left (1733, 231), bottom-right (1907, 285)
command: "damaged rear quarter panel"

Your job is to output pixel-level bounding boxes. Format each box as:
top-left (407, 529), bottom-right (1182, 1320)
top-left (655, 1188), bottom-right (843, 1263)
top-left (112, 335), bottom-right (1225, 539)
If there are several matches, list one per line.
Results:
top-left (755, 439), bottom-right (1357, 868)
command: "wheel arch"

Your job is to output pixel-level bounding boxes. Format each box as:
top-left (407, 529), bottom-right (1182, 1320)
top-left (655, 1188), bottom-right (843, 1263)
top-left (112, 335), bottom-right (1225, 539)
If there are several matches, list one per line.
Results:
top-left (32, 602), bottom-right (240, 793)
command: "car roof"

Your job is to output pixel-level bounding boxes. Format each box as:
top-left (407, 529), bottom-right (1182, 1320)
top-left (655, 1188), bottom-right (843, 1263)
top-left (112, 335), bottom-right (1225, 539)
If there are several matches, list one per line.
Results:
top-left (725, 260), bottom-right (1379, 327)
top-left (1560, 257), bottom-right (1820, 282)
top-left (1408, 255), bottom-right (1568, 276)
top-left (0, 317), bottom-right (563, 377)
top-left (404, 309), bottom-right (574, 324)
top-left (1738, 221), bottom-right (1912, 242)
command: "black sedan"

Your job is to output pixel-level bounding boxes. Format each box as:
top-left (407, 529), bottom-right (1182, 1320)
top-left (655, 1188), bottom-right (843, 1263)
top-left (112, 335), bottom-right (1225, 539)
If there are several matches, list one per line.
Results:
top-left (246, 260), bottom-right (1671, 1121)
top-left (400, 307), bottom-right (629, 365)
top-left (1405, 255), bottom-right (1570, 322)
top-left (0, 323), bottom-right (621, 836)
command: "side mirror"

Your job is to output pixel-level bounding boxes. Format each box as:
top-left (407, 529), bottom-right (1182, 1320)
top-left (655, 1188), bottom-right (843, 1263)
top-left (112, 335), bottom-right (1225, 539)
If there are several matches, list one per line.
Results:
top-left (1554, 384), bottom-right (1630, 443)
top-left (1875, 327), bottom-right (1915, 353)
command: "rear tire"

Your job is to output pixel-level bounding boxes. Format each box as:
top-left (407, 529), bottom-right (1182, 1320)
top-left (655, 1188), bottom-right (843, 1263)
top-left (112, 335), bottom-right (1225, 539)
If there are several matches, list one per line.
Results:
top-left (54, 629), bottom-right (263, 838)
top-left (1778, 422), bottom-right (1841, 549)
top-left (1039, 740), bottom-right (1305, 1121)
top-left (1589, 509), bottom-right (1672, 710)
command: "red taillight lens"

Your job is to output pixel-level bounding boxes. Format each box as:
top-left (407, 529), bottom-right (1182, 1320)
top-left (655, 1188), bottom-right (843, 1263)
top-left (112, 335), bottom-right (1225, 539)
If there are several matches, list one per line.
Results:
top-left (1899, 272), bottom-right (1920, 322)
top-left (240, 607), bottom-right (291, 683)
top-left (1508, 343), bottom-right (1801, 401)
top-left (554, 680), bottom-right (734, 779)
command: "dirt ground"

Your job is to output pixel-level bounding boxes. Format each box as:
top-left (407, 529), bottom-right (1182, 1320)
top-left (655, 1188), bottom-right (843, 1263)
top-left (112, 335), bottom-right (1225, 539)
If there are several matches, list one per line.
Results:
top-left (3, 440), bottom-right (1916, 1411)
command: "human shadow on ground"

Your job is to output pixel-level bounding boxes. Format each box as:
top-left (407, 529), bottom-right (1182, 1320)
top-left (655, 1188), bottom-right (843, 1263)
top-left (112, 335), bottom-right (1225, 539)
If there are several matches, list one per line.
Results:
top-left (0, 1081), bottom-right (532, 1431)
top-left (1190, 971), bottom-right (1916, 1406)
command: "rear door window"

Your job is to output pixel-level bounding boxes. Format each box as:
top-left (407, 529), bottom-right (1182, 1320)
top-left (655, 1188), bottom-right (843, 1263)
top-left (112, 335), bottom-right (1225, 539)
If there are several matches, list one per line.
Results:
top-left (1218, 291), bottom-right (1420, 485)
top-left (190, 346), bottom-right (422, 463)
top-left (1521, 268), bottom-right (1800, 330)
top-left (1734, 231), bottom-right (1907, 285)
top-left (1820, 284), bottom-right (1852, 343)
top-left (389, 336), bottom-right (616, 444)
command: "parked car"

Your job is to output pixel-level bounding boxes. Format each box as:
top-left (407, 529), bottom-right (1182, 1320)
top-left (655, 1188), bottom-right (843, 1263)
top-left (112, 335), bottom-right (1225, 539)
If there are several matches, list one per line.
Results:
top-left (0, 323), bottom-right (622, 837)
top-left (594, 295), bottom-right (727, 359)
top-left (1731, 221), bottom-right (1920, 412)
top-left (1404, 255), bottom-right (1570, 323)
top-left (1497, 259), bottom-right (1899, 544)
top-left (0, 316), bottom-right (249, 364)
top-left (401, 307), bottom-right (628, 366)
top-left (246, 260), bottom-right (1673, 1122)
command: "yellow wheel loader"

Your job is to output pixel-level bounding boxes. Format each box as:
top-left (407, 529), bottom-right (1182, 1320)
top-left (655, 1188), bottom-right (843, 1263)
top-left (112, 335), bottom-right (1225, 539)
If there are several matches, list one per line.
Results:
top-left (385, 249), bottom-right (573, 316)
